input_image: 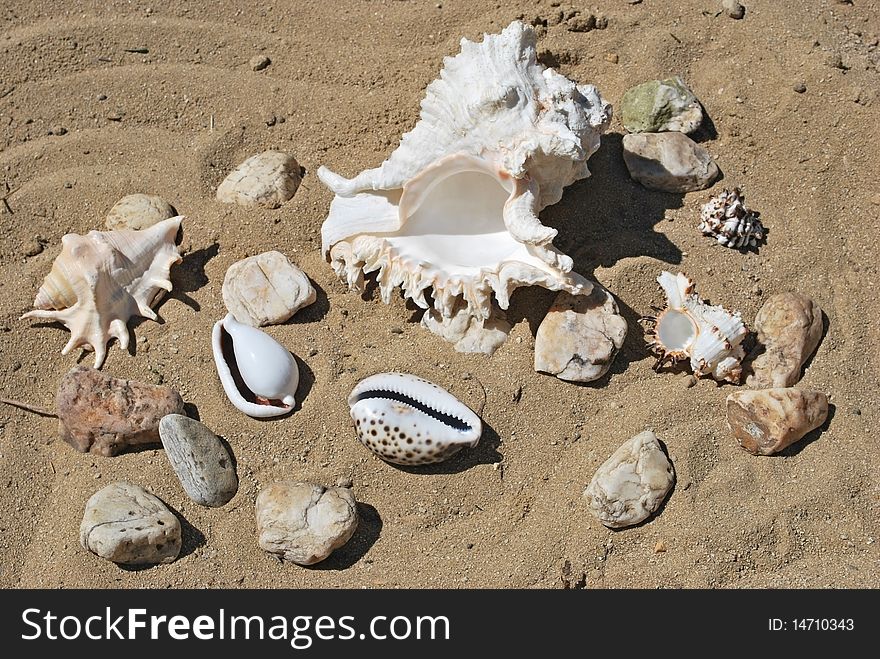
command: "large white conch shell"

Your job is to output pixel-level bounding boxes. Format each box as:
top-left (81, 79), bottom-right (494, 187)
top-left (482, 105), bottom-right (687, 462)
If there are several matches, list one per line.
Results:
top-left (212, 314), bottom-right (299, 418)
top-left (643, 271), bottom-right (748, 383)
top-left (22, 216), bottom-right (183, 368)
top-left (318, 21), bottom-right (611, 322)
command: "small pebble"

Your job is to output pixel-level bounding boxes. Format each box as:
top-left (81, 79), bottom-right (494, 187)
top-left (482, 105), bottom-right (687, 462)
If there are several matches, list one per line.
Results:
top-left (105, 193), bottom-right (177, 231)
top-left (256, 481), bottom-right (359, 565)
top-left (159, 414), bottom-right (238, 507)
top-left (584, 430), bottom-right (674, 528)
top-left (48, 125), bottom-right (67, 136)
top-left (80, 482), bottom-right (181, 565)
top-left (250, 55), bottom-right (271, 71)
top-left (793, 82), bottom-right (807, 93)
top-left (722, 0), bottom-right (745, 19)
top-left (654, 540), bottom-right (667, 553)
top-left (605, 53), bottom-right (619, 64)
top-left (595, 15), bottom-right (608, 29)
top-left (727, 388), bottom-right (828, 455)
top-left (23, 239), bottom-right (44, 257)
top-left (216, 151), bottom-right (302, 208)
top-left (96, 93), bottom-right (108, 101)
top-left (682, 375), bottom-right (697, 388)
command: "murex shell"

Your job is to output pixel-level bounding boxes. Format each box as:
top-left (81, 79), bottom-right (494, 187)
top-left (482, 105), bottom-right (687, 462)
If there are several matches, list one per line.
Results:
top-left (22, 216), bottom-right (183, 368)
top-left (212, 313), bottom-right (299, 418)
top-left (318, 21), bottom-right (611, 324)
top-left (348, 373), bottom-right (482, 466)
top-left (643, 271), bottom-right (747, 383)
top-left (699, 188), bottom-right (764, 249)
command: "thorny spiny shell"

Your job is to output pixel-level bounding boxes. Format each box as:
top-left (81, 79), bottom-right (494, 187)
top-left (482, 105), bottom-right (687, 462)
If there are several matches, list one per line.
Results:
top-left (642, 271), bottom-right (747, 383)
top-left (348, 372), bottom-right (482, 466)
top-left (699, 188), bottom-right (764, 249)
top-left (318, 21), bottom-right (611, 325)
top-left (22, 216), bottom-right (183, 368)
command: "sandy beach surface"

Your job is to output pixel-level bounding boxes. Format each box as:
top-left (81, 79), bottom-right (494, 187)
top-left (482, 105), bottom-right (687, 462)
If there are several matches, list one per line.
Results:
top-left (1, 0), bottom-right (878, 588)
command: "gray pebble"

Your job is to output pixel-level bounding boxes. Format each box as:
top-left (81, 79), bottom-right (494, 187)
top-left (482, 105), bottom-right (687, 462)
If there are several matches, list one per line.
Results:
top-left (159, 414), bottom-right (238, 507)
top-left (48, 125), bottom-right (67, 136)
top-left (793, 82), bottom-right (807, 93)
top-left (722, 0), bottom-right (745, 19)
top-left (250, 54), bottom-right (271, 71)
top-left (622, 132), bottom-right (719, 192)
top-left (80, 482), bottom-right (181, 565)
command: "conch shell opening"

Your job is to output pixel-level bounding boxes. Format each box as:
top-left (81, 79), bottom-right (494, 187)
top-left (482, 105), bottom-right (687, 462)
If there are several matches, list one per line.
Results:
top-left (318, 21), bottom-right (611, 324)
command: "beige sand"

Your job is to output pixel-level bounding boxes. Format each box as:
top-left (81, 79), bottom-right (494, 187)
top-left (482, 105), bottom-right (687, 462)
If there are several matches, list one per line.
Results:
top-left (1, 0), bottom-right (878, 588)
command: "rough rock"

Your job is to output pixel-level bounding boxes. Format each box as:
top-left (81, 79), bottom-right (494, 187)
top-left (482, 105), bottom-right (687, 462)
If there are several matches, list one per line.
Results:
top-left (534, 285), bottom-right (627, 382)
top-left (726, 388), bottom-right (828, 455)
top-left (421, 301), bottom-right (511, 355)
top-left (584, 430), bottom-right (674, 528)
top-left (80, 482), bottom-right (181, 565)
top-left (159, 414), bottom-right (238, 507)
top-left (255, 481), bottom-right (359, 565)
top-left (619, 76), bottom-right (703, 134)
top-left (722, 0), bottom-right (745, 19)
top-left (746, 292), bottom-right (823, 388)
top-left (222, 251), bottom-right (316, 327)
top-left (622, 132), bottom-right (719, 192)
top-left (56, 366), bottom-right (185, 456)
top-left (216, 151), bottom-right (302, 208)
top-left (250, 54), bottom-right (271, 71)
top-left (105, 193), bottom-right (177, 231)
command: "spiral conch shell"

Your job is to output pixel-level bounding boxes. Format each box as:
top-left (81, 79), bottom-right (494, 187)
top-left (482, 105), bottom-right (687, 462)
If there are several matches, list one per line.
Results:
top-left (643, 271), bottom-right (747, 383)
top-left (318, 21), bottom-right (611, 325)
top-left (22, 217), bottom-right (183, 368)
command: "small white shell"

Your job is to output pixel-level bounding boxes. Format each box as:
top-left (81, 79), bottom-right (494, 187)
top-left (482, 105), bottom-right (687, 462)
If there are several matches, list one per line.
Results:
top-left (212, 313), bottom-right (299, 418)
top-left (699, 188), bottom-right (764, 249)
top-left (643, 271), bottom-right (747, 383)
top-left (348, 373), bottom-right (482, 466)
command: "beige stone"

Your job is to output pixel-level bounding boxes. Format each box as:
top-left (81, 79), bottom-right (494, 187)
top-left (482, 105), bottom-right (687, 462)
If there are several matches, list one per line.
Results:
top-left (534, 285), bottom-right (627, 382)
top-left (584, 430), bottom-right (674, 528)
top-left (80, 482), bottom-right (181, 565)
top-left (726, 388), bottom-right (828, 455)
top-left (256, 482), bottom-right (358, 565)
top-left (746, 292), bottom-right (823, 388)
top-left (222, 251), bottom-right (316, 326)
top-left (105, 193), bottom-right (177, 231)
top-left (216, 151), bottom-right (302, 208)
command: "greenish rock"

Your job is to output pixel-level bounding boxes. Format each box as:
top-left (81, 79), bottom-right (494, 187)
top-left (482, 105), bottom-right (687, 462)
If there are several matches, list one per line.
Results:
top-left (620, 77), bottom-right (703, 134)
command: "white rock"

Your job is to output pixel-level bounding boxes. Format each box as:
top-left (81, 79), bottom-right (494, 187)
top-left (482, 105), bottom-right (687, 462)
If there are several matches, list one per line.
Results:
top-left (534, 284), bottom-right (627, 382)
top-left (583, 430), bottom-right (674, 528)
top-left (255, 481), bottom-right (358, 565)
top-left (222, 251), bottom-right (316, 326)
top-left (216, 151), bottom-right (302, 208)
top-left (105, 193), bottom-right (177, 231)
top-left (421, 301), bottom-right (511, 355)
top-left (80, 482), bottom-right (181, 565)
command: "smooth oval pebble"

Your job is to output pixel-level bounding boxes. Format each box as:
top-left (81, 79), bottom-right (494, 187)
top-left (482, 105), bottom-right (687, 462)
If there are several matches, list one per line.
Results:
top-left (216, 151), bottom-right (302, 208)
top-left (622, 132), bottom-right (719, 192)
top-left (255, 481), bottom-right (358, 565)
top-left (726, 388), bottom-right (828, 455)
top-left (159, 414), bottom-right (238, 507)
top-left (746, 292), bottom-right (823, 389)
top-left (534, 284), bottom-right (627, 382)
top-left (222, 251), bottom-right (316, 327)
top-left (56, 366), bottom-right (185, 457)
top-left (105, 193), bottom-right (177, 231)
top-left (584, 430), bottom-right (674, 528)
top-left (80, 482), bottom-right (181, 565)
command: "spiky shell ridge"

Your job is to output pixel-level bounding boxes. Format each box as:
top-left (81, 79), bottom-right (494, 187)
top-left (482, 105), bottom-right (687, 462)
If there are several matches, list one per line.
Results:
top-left (643, 271), bottom-right (747, 383)
top-left (699, 188), bottom-right (764, 249)
top-left (22, 216), bottom-right (183, 368)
